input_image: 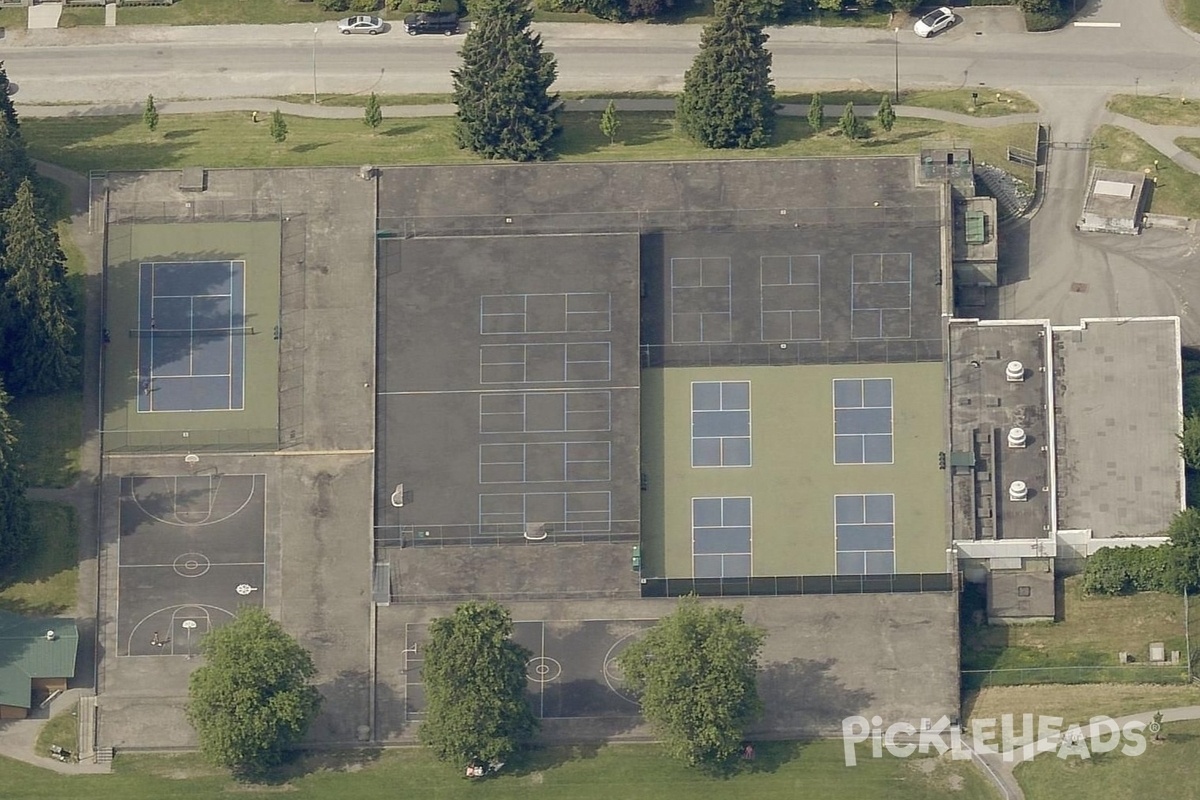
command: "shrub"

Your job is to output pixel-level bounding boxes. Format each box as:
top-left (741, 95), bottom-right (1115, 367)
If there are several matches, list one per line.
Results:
top-left (319, 0), bottom-right (351, 11)
top-left (350, 0), bottom-right (380, 10)
top-left (1082, 545), bottom-right (1173, 595)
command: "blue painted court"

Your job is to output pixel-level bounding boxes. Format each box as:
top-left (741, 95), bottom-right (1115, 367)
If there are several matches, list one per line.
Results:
top-left (136, 261), bottom-right (248, 412)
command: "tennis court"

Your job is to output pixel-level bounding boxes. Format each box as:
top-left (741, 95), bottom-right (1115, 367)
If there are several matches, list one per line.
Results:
top-left (101, 221), bottom-right (282, 451)
top-left (135, 260), bottom-right (248, 412)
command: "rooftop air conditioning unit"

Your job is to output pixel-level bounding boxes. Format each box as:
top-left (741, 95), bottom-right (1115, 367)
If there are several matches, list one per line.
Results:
top-left (1007, 427), bottom-right (1027, 448)
top-left (1006, 360), bottom-right (1025, 382)
top-left (1008, 480), bottom-right (1029, 502)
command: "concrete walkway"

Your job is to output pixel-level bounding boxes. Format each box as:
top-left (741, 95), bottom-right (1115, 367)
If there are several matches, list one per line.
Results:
top-left (0, 689), bottom-right (110, 773)
top-left (963, 704), bottom-right (1200, 800)
top-left (26, 2), bottom-right (62, 30)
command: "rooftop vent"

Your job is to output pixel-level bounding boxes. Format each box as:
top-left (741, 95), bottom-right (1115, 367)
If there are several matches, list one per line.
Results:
top-left (1007, 427), bottom-right (1027, 448)
top-left (1008, 480), bottom-right (1029, 502)
top-left (1006, 361), bottom-right (1025, 382)
top-left (45, 630), bottom-right (56, 641)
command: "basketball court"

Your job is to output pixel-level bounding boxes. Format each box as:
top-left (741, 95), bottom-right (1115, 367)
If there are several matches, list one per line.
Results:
top-left (401, 619), bottom-right (653, 720)
top-left (116, 471), bottom-right (266, 657)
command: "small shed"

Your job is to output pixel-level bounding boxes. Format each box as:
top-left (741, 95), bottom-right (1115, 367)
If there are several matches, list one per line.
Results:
top-left (0, 611), bottom-right (79, 719)
top-left (1078, 167), bottom-right (1147, 235)
top-left (986, 567), bottom-right (1055, 624)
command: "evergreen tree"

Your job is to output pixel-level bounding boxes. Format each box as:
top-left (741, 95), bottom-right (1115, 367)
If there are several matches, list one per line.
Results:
top-left (599, 100), bottom-right (621, 144)
top-left (877, 94), bottom-right (896, 133)
top-left (0, 115), bottom-right (33, 215)
top-left (807, 93), bottom-right (823, 133)
top-left (0, 61), bottom-right (19, 129)
top-left (269, 109), bottom-right (288, 143)
top-left (452, 0), bottom-right (560, 162)
top-left (676, 0), bottom-right (775, 149)
top-left (144, 94), bottom-right (159, 132)
top-left (364, 92), bottom-right (383, 131)
top-left (0, 180), bottom-right (78, 395)
top-left (0, 377), bottom-right (31, 571)
top-left (839, 103), bottom-right (864, 140)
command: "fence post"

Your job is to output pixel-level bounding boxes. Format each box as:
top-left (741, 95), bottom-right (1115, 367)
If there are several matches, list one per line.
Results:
top-left (1187, 587), bottom-right (1193, 683)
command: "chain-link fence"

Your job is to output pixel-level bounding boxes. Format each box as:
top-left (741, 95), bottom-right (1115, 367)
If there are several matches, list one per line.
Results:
top-left (962, 664), bottom-right (1191, 691)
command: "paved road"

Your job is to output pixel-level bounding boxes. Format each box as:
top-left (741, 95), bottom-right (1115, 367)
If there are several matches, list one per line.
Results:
top-left (0, 0), bottom-right (1196, 104)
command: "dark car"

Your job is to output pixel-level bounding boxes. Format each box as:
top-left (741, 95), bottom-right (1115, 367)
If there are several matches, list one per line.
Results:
top-left (403, 11), bottom-right (460, 36)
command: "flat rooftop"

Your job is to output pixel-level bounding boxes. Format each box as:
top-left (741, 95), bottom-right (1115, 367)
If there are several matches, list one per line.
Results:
top-left (374, 233), bottom-right (642, 547)
top-left (948, 321), bottom-right (1052, 541)
top-left (1053, 318), bottom-right (1183, 536)
top-left (1081, 167), bottom-right (1146, 223)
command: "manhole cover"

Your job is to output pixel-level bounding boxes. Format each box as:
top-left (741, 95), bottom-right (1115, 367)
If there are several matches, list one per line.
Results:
top-left (1070, 283), bottom-right (1088, 293)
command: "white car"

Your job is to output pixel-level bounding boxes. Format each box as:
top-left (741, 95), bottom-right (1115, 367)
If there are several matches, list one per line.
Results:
top-left (337, 15), bottom-right (386, 35)
top-left (914, 6), bottom-right (955, 38)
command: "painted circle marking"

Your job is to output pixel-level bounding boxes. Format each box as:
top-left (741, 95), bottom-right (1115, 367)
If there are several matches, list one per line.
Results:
top-left (525, 656), bottom-right (562, 683)
top-left (173, 552), bottom-right (211, 578)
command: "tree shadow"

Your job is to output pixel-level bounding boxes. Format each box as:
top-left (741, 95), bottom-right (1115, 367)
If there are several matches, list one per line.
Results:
top-left (162, 129), bottom-right (201, 140)
top-left (290, 142), bottom-right (330, 154)
top-left (380, 125), bottom-right (416, 138)
top-left (753, 657), bottom-right (875, 743)
top-left (252, 747), bottom-right (384, 785)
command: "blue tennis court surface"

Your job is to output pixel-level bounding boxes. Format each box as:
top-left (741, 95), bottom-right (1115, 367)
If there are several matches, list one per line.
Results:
top-left (137, 261), bottom-right (247, 412)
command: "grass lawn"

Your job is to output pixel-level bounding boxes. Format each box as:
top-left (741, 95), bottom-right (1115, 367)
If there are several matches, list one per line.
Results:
top-left (23, 111), bottom-right (1036, 179)
top-left (965, 684), bottom-right (1200, 727)
top-left (0, 740), bottom-right (1000, 800)
top-left (1107, 94), bottom-right (1200, 126)
top-left (279, 88), bottom-right (1035, 118)
top-left (1016, 719), bottom-right (1200, 800)
top-left (116, 0), bottom-right (340, 26)
top-left (1090, 125), bottom-right (1200, 218)
top-left (962, 576), bottom-right (1190, 684)
top-left (35, 704), bottom-right (78, 759)
top-left (9, 392), bottom-right (83, 488)
top-left (1167, 0), bottom-right (1200, 34)
top-left (56, 7), bottom-right (105, 27)
top-left (0, 500), bottom-right (78, 616)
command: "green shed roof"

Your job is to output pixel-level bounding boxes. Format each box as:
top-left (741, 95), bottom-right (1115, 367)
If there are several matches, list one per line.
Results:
top-left (0, 611), bottom-right (78, 708)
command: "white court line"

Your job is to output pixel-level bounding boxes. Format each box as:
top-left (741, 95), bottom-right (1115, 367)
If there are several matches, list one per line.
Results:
top-left (149, 373), bottom-right (233, 380)
top-left (1073, 21), bottom-right (1120, 27)
top-left (381, 386), bottom-right (639, 396)
top-left (119, 561), bottom-right (266, 568)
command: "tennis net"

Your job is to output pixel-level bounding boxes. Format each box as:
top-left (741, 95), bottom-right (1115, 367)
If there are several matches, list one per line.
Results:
top-left (128, 327), bottom-right (255, 338)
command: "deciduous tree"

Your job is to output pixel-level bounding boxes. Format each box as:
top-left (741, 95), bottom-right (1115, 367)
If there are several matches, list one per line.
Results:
top-left (1164, 507), bottom-right (1200, 593)
top-left (419, 601), bottom-right (537, 770)
top-left (452, 0), bottom-right (560, 162)
top-left (0, 179), bottom-right (77, 395)
top-left (599, 100), bottom-right (621, 144)
top-left (676, 0), bottom-right (775, 149)
top-left (617, 597), bottom-right (766, 769)
top-left (186, 606), bottom-right (322, 776)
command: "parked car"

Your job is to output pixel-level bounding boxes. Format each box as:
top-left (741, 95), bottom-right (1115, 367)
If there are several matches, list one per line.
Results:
top-left (913, 6), bottom-right (955, 38)
top-left (338, 15), bottom-right (386, 35)
top-left (403, 12), bottom-right (460, 36)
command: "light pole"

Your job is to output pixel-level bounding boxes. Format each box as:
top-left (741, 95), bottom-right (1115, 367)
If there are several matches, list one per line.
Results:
top-left (893, 28), bottom-right (900, 104)
top-left (312, 26), bottom-right (319, 105)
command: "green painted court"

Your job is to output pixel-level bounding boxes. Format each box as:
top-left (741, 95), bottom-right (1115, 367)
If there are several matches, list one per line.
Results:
top-left (640, 362), bottom-right (947, 578)
top-left (101, 221), bottom-right (281, 451)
